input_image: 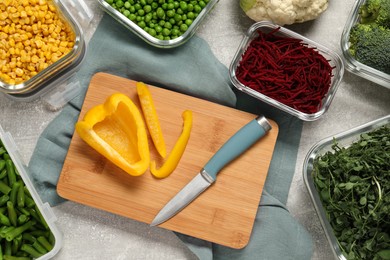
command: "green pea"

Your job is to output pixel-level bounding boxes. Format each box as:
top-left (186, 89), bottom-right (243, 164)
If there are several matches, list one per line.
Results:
top-left (124, 1), bottom-right (131, 8)
top-left (174, 13), bottom-right (182, 21)
top-left (187, 3), bottom-right (194, 12)
top-left (156, 7), bottom-right (165, 18)
top-left (185, 19), bottom-right (192, 26)
top-left (155, 25), bottom-right (163, 32)
top-left (144, 5), bottom-right (152, 13)
top-left (187, 11), bottom-right (195, 19)
top-left (179, 1), bottom-right (187, 11)
top-left (162, 28), bottom-right (170, 37)
top-left (164, 21), bottom-right (172, 29)
top-left (164, 36), bottom-right (171, 40)
top-left (122, 10), bottom-right (130, 17)
top-left (129, 13), bottom-right (136, 21)
top-left (166, 9), bottom-right (175, 17)
top-left (140, 0), bottom-right (146, 5)
top-left (169, 18), bottom-right (176, 25)
top-left (145, 13), bottom-right (153, 22)
top-left (151, 2), bottom-right (158, 9)
top-left (137, 9), bottom-right (144, 15)
top-left (116, 0), bottom-right (124, 8)
top-left (173, 1), bottom-right (179, 8)
top-left (148, 28), bottom-right (156, 36)
top-left (194, 4), bottom-right (201, 13)
top-left (138, 21), bottom-right (146, 28)
top-left (171, 28), bottom-right (179, 36)
top-left (180, 23), bottom-right (188, 32)
top-left (134, 3), bottom-right (142, 10)
top-left (106, 0), bottom-right (114, 4)
top-left (199, 1), bottom-right (206, 8)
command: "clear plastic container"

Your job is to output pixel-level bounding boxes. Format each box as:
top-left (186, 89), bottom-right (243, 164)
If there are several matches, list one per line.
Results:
top-left (0, 125), bottom-right (63, 259)
top-left (0, 0), bottom-right (94, 108)
top-left (97, 0), bottom-right (219, 48)
top-left (340, 0), bottom-right (390, 88)
top-left (229, 21), bottom-right (344, 121)
top-left (303, 115), bottom-right (390, 260)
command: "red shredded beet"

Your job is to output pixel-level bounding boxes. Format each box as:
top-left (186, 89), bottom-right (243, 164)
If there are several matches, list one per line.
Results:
top-left (236, 28), bottom-right (334, 114)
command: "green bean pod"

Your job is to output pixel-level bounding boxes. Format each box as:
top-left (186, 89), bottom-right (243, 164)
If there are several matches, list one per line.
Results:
top-left (0, 195), bottom-right (9, 207)
top-left (0, 212), bottom-right (11, 226)
top-left (0, 160), bottom-right (5, 172)
top-left (4, 221), bottom-right (36, 242)
top-left (5, 160), bottom-right (16, 188)
top-left (0, 169), bottom-right (7, 180)
top-left (9, 182), bottom-right (21, 206)
top-left (37, 236), bottom-right (53, 252)
top-left (3, 255), bottom-right (32, 260)
top-left (32, 240), bottom-right (47, 255)
top-left (6, 201), bottom-right (17, 227)
top-left (0, 181), bottom-right (11, 195)
top-left (20, 244), bottom-right (43, 258)
top-left (16, 183), bottom-right (25, 208)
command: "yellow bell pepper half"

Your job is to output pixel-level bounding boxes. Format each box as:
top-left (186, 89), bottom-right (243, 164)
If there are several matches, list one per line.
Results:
top-left (75, 93), bottom-right (150, 176)
top-left (150, 110), bottom-right (193, 179)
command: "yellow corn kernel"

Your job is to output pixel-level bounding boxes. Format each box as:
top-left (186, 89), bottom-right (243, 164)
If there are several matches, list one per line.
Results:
top-left (0, 12), bottom-right (8, 20)
top-left (15, 67), bottom-right (23, 77)
top-left (31, 55), bottom-right (39, 63)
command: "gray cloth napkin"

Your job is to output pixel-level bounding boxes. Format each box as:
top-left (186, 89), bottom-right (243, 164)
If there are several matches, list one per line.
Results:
top-left (28, 14), bottom-right (312, 260)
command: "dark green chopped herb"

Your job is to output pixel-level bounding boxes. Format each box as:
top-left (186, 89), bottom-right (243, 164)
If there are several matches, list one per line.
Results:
top-left (312, 124), bottom-right (390, 260)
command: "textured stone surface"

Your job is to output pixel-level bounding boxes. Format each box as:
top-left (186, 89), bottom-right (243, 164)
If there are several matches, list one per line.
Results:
top-left (0, 0), bottom-right (389, 259)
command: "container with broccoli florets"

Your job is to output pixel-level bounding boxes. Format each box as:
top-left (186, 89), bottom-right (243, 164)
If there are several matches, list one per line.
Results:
top-left (341, 0), bottom-right (390, 88)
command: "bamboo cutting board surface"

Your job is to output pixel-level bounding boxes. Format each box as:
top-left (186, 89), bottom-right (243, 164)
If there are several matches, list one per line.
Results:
top-left (57, 72), bottom-right (279, 249)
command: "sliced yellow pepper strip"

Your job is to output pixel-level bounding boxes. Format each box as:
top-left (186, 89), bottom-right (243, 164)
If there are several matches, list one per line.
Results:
top-left (136, 82), bottom-right (167, 159)
top-left (150, 110), bottom-right (193, 179)
top-left (75, 93), bottom-right (150, 176)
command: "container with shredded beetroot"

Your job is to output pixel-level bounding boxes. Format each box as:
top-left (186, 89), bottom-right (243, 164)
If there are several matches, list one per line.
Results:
top-left (229, 22), bottom-right (344, 121)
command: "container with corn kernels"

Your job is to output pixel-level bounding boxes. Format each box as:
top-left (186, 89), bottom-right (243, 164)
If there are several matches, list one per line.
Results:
top-left (0, 0), bottom-right (92, 106)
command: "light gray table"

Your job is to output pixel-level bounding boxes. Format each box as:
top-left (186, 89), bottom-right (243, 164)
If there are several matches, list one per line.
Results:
top-left (0, 0), bottom-right (389, 259)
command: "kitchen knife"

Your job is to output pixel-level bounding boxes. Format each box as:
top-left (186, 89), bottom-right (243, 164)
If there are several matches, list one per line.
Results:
top-left (150, 116), bottom-right (272, 226)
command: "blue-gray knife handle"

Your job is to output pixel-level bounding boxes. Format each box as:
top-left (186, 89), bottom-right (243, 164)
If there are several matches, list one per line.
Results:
top-left (203, 116), bottom-right (272, 180)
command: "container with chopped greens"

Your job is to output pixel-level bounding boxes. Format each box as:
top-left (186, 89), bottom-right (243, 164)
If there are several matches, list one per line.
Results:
top-left (303, 115), bottom-right (390, 260)
top-left (0, 125), bottom-right (62, 259)
top-left (340, 0), bottom-right (390, 88)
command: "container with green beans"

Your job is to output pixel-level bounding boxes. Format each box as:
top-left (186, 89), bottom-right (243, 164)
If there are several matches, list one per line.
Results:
top-left (0, 126), bottom-right (62, 259)
top-left (97, 0), bottom-right (219, 48)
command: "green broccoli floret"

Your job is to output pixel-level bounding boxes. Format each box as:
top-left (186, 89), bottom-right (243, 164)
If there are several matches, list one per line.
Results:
top-left (360, 0), bottom-right (390, 28)
top-left (349, 23), bottom-right (390, 74)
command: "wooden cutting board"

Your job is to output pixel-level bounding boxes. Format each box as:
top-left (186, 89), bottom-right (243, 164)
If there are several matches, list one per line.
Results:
top-left (57, 72), bottom-right (279, 249)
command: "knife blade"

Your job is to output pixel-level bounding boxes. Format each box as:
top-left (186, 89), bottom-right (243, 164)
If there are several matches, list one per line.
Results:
top-left (150, 116), bottom-right (272, 226)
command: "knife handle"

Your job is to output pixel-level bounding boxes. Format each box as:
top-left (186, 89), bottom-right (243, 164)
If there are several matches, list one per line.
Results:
top-left (203, 116), bottom-right (272, 180)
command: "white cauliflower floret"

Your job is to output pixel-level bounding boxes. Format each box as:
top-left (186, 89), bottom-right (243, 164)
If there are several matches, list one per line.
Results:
top-left (240, 0), bottom-right (329, 25)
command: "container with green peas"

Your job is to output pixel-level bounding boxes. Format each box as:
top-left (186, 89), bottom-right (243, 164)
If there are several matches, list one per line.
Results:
top-left (97, 0), bottom-right (219, 48)
top-left (0, 126), bottom-right (62, 259)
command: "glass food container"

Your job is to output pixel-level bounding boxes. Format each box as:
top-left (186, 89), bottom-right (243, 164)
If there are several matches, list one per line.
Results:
top-left (0, 125), bottom-right (63, 259)
top-left (340, 0), bottom-right (390, 88)
top-left (97, 0), bottom-right (219, 48)
top-left (229, 21), bottom-right (344, 121)
top-left (0, 0), bottom-right (89, 103)
top-left (303, 115), bottom-right (390, 260)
